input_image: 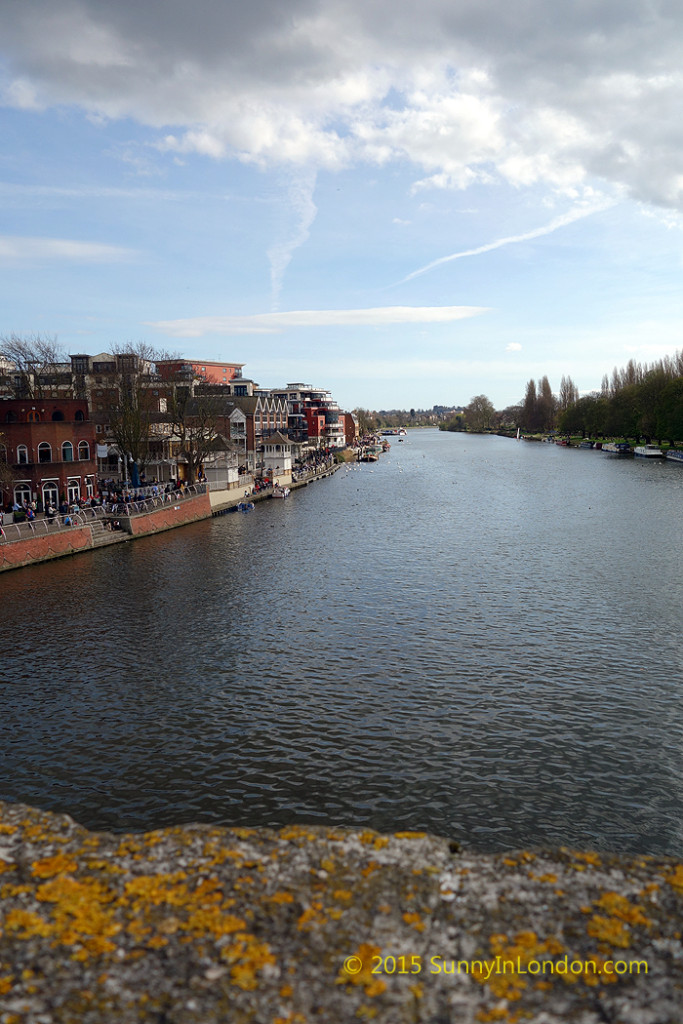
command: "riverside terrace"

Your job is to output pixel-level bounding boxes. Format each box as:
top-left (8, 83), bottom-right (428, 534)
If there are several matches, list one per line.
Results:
top-left (0, 458), bottom-right (343, 572)
top-left (0, 485), bottom-right (207, 545)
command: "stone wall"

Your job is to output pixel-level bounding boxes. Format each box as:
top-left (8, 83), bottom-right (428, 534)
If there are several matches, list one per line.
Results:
top-left (0, 800), bottom-right (681, 1023)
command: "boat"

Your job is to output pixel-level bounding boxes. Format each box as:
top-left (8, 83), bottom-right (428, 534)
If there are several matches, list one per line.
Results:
top-left (555, 438), bottom-right (570, 447)
top-left (398, 427), bottom-right (407, 435)
top-left (602, 442), bottom-right (632, 454)
top-left (666, 450), bottom-right (683, 464)
top-left (578, 440), bottom-right (594, 449)
top-left (272, 486), bottom-right (290, 498)
top-left (236, 501), bottom-right (255, 512)
top-left (634, 444), bottom-right (664, 458)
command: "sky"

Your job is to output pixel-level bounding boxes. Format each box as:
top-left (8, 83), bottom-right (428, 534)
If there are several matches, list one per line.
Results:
top-left (1, 0), bottom-right (683, 411)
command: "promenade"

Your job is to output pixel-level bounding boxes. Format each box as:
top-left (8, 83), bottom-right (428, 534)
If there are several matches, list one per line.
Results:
top-left (0, 463), bottom-right (342, 572)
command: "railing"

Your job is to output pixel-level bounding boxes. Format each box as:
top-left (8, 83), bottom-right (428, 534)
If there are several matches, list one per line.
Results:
top-left (103, 483), bottom-right (207, 517)
top-left (0, 505), bottom-right (106, 543)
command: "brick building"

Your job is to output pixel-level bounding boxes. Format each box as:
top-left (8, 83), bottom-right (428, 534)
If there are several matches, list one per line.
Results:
top-left (0, 398), bottom-right (98, 509)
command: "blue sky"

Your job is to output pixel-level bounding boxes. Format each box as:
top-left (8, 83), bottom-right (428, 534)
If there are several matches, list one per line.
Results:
top-left (1, 0), bottom-right (683, 411)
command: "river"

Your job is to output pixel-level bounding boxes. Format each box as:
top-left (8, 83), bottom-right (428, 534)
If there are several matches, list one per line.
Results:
top-left (2, 429), bottom-right (682, 854)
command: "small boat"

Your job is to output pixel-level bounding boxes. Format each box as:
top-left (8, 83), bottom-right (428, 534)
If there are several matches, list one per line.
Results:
top-left (666, 450), bottom-right (683, 464)
top-left (272, 486), bottom-right (290, 498)
top-left (602, 442), bottom-right (632, 454)
top-left (578, 440), bottom-right (594, 449)
top-left (555, 438), bottom-right (570, 447)
top-left (236, 501), bottom-right (255, 512)
top-left (634, 444), bottom-right (664, 458)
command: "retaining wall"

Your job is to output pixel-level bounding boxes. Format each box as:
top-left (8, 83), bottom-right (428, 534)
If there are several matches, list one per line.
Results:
top-left (0, 524), bottom-right (96, 573)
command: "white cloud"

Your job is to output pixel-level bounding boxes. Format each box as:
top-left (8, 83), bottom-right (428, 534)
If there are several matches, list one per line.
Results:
top-left (3, 0), bottom-right (683, 207)
top-left (506, 343), bottom-right (522, 352)
top-left (0, 235), bottom-right (139, 265)
top-left (148, 304), bottom-right (489, 337)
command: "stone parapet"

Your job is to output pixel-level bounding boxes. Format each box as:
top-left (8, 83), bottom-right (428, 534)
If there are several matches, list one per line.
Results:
top-left (0, 801), bottom-right (681, 1022)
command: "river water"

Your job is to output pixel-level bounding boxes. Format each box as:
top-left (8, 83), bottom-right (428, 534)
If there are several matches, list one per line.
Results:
top-left (2, 429), bottom-right (683, 854)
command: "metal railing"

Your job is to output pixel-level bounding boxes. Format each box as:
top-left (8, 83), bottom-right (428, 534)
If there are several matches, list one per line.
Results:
top-left (0, 505), bottom-right (106, 543)
top-left (102, 483), bottom-right (207, 517)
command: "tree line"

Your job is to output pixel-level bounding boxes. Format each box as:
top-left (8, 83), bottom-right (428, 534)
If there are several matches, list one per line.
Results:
top-left (438, 349), bottom-right (683, 443)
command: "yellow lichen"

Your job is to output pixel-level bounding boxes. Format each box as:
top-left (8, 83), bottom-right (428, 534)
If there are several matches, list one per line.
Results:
top-left (586, 915), bottom-right (631, 948)
top-left (30, 854), bottom-right (78, 878)
top-left (268, 891), bottom-right (295, 904)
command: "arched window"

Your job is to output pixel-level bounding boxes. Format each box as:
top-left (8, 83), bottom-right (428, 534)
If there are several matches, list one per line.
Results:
top-left (78, 440), bottom-right (90, 461)
top-left (0, 444), bottom-right (6, 463)
top-left (51, 410), bottom-right (65, 422)
top-left (74, 410), bottom-right (85, 422)
top-left (67, 479), bottom-right (80, 503)
top-left (27, 411), bottom-right (40, 422)
top-left (17, 445), bottom-right (29, 465)
top-left (38, 442), bottom-right (52, 463)
top-left (5, 411), bottom-right (17, 423)
top-left (61, 441), bottom-right (74, 462)
top-left (42, 482), bottom-right (59, 509)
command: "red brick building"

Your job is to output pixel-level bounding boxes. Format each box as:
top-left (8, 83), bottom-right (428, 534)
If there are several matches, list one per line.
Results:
top-left (0, 398), bottom-right (98, 509)
top-left (155, 359), bottom-right (245, 386)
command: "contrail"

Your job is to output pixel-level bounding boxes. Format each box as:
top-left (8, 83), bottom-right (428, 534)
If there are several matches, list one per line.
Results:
top-left (401, 199), bottom-right (616, 283)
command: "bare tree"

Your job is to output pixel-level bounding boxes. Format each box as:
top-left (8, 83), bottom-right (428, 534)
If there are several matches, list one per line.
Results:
top-left (0, 333), bottom-right (65, 398)
top-left (106, 343), bottom-right (164, 483)
top-left (559, 374), bottom-right (579, 412)
top-left (166, 388), bottom-right (225, 484)
top-left (465, 394), bottom-right (496, 432)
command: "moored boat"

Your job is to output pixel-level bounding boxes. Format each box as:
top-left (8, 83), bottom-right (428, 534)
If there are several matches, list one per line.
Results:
top-left (634, 444), bottom-right (664, 458)
top-left (602, 442), bottom-right (632, 454)
top-left (272, 485), bottom-right (290, 498)
top-left (666, 450), bottom-right (683, 464)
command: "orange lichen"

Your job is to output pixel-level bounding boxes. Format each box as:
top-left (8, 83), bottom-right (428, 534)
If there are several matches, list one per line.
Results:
top-left (297, 902), bottom-right (326, 932)
top-left (592, 892), bottom-right (651, 927)
top-left (268, 891), bottom-right (295, 904)
top-left (586, 915), bottom-right (631, 948)
top-left (336, 943), bottom-right (382, 990)
top-left (402, 912), bottom-right (425, 933)
top-left (664, 865), bottom-right (683, 893)
top-left (30, 854), bottom-right (78, 878)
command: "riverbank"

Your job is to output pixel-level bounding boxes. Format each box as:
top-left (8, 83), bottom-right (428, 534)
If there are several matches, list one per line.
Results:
top-left (0, 464), bottom-right (344, 573)
top-left (0, 799), bottom-right (681, 1023)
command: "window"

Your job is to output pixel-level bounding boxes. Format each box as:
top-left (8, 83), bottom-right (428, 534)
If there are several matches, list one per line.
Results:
top-left (62, 441), bottom-right (74, 462)
top-left (67, 479), bottom-right (80, 503)
top-left (0, 444), bottom-right (6, 463)
top-left (5, 411), bottom-right (17, 423)
top-left (42, 482), bottom-right (59, 508)
top-left (17, 445), bottom-right (29, 465)
top-left (74, 410), bottom-right (85, 422)
top-left (38, 442), bottom-right (52, 463)
top-left (14, 483), bottom-right (31, 506)
top-left (78, 440), bottom-right (90, 460)
top-left (85, 478), bottom-right (94, 498)
top-left (51, 410), bottom-right (64, 422)
top-left (28, 411), bottom-right (40, 422)
top-left (96, 425), bottom-right (103, 434)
